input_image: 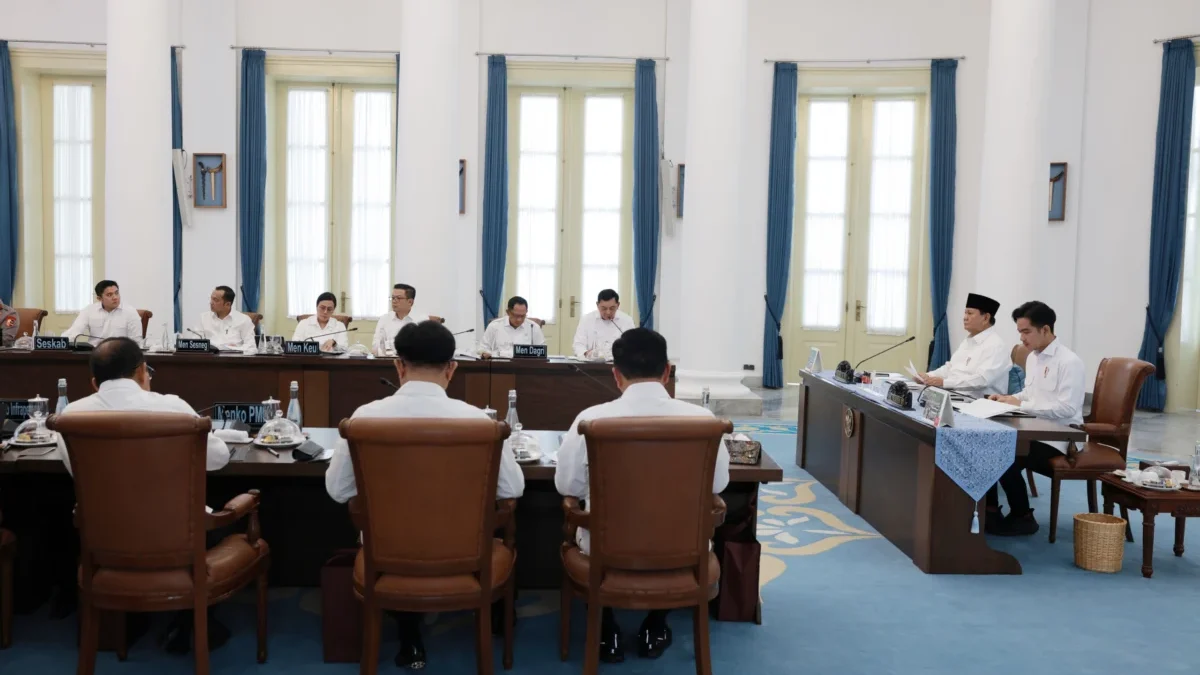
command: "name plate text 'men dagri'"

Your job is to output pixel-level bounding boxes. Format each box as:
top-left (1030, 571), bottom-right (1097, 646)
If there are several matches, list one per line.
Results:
top-left (512, 344), bottom-right (548, 359)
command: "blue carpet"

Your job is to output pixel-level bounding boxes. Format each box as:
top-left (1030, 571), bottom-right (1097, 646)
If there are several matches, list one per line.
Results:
top-left (3, 426), bottom-right (1196, 674)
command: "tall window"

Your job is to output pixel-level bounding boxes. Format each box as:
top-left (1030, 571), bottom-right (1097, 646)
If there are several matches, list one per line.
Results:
top-left (52, 84), bottom-right (95, 313)
top-left (514, 94), bottom-right (560, 322)
top-left (349, 91), bottom-right (394, 319)
top-left (285, 89), bottom-right (329, 318)
top-left (580, 96), bottom-right (624, 305)
top-left (865, 100), bottom-right (916, 335)
top-left (800, 100), bottom-right (849, 330)
top-left (1179, 84), bottom-right (1200, 338)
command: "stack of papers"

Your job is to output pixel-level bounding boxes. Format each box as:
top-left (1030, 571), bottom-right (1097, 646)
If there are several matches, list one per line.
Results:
top-left (955, 398), bottom-right (1019, 419)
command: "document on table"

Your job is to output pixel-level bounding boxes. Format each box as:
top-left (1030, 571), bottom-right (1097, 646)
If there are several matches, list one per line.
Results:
top-left (956, 397), bottom-right (1019, 419)
top-left (905, 360), bottom-right (923, 383)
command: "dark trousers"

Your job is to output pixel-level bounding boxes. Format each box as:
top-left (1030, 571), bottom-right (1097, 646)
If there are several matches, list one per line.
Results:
top-left (986, 442), bottom-right (1063, 517)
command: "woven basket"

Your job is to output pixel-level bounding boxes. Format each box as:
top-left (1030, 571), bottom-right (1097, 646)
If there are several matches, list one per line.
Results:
top-left (1074, 513), bottom-right (1126, 573)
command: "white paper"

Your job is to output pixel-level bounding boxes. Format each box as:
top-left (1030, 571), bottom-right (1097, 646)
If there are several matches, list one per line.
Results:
top-left (905, 359), bottom-right (923, 382)
top-left (957, 398), bottom-right (1018, 420)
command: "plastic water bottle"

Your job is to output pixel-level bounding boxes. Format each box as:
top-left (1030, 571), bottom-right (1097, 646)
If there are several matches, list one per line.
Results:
top-left (504, 389), bottom-right (519, 430)
top-left (701, 387), bottom-right (712, 411)
top-left (160, 322), bottom-right (171, 351)
top-left (286, 381), bottom-right (303, 428)
top-left (31, 319), bottom-right (39, 338)
top-left (55, 378), bottom-right (69, 414)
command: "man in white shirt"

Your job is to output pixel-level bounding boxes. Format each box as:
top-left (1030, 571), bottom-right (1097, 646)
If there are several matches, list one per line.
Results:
top-left (572, 288), bottom-right (635, 358)
top-left (372, 284), bottom-right (428, 356)
top-left (480, 296), bottom-right (545, 357)
top-left (197, 286), bottom-right (257, 350)
top-left (292, 292), bottom-right (348, 352)
top-left (325, 319), bottom-right (524, 669)
top-left (63, 280), bottom-right (145, 347)
top-left (54, 337), bottom-right (233, 652)
top-left (985, 301), bottom-right (1086, 536)
top-left (555, 327), bottom-right (728, 663)
top-left (918, 293), bottom-right (1011, 397)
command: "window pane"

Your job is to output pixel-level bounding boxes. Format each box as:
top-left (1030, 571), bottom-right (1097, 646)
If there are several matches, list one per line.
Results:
top-left (285, 89), bottom-right (329, 318)
top-left (865, 100), bottom-right (915, 335)
top-left (800, 99), bottom-right (849, 330)
top-left (582, 211), bottom-right (620, 266)
top-left (1180, 85), bottom-right (1200, 339)
top-left (519, 96), bottom-right (558, 153)
top-left (52, 84), bottom-right (94, 313)
top-left (516, 94), bottom-right (562, 323)
top-left (579, 95), bottom-right (625, 305)
top-left (518, 154), bottom-right (558, 210)
top-left (584, 96), bottom-right (623, 154)
top-left (350, 90), bottom-right (393, 318)
top-left (808, 100), bottom-right (849, 158)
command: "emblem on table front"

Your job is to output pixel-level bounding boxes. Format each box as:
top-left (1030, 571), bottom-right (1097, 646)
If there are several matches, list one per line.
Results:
top-left (842, 409), bottom-right (855, 438)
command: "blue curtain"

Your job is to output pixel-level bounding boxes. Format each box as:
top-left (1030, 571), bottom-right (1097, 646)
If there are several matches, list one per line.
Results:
top-left (1137, 39), bottom-right (1196, 410)
top-left (761, 63), bottom-right (798, 389)
top-left (238, 49), bottom-right (267, 314)
top-left (480, 55), bottom-right (508, 324)
top-left (633, 59), bottom-right (660, 329)
top-left (170, 48), bottom-right (183, 332)
top-left (0, 42), bottom-right (17, 306)
top-left (927, 59), bottom-right (958, 370)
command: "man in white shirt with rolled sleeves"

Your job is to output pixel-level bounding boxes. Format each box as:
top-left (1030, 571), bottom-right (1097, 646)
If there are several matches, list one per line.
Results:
top-left (918, 292), bottom-right (1011, 396)
top-left (480, 296), bottom-right (544, 358)
top-left (985, 301), bottom-right (1086, 536)
top-left (292, 292), bottom-right (348, 352)
top-left (572, 288), bottom-right (635, 358)
top-left (372, 284), bottom-right (428, 356)
top-left (325, 319), bottom-right (523, 670)
top-left (197, 286), bottom-right (257, 350)
top-left (63, 280), bottom-right (145, 347)
top-left (555, 327), bottom-right (728, 664)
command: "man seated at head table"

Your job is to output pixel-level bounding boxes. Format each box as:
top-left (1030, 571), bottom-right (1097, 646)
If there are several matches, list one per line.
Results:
top-left (292, 291), bottom-right (348, 352)
top-left (1, 302), bottom-right (17, 347)
top-left (196, 285), bottom-right (257, 350)
top-left (54, 336), bottom-right (234, 653)
top-left (917, 292), bottom-right (1011, 397)
top-left (62, 279), bottom-right (145, 347)
top-left (480, 295), bottom-right (545, 358)
top-left (325, 319), bottom-right (525, 670)
top-left (554, 327), bottom-right (730, 663)
top-left (572, 288), bottom-right (635, 359)
top-left (984, 301), bottom-right (1086, 536)
top-left (372, 283), bottom-right (428, 356)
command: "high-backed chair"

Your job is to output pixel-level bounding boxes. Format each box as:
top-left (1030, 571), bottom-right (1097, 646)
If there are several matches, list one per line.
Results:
top-left (296, 313), bottom-right (354, 329)
top-left (0, 510), bottom-right (14, 648)
top-left (48, 412), bottom-right (271, 675)
top-left (246, 312), bottom-right (263, 330)
top-left (339, 417), bottom-right (515, 675)
top-left (1031, 357), bottom-right (1155, 543)
top-left (14, 308), bottom-right (47, 337)
top-left (1008, 344), bottom-right (1039, 497)
top-left (559, 417), bottom-right (731, 675)
top-left (136, 309), bottom-right (152, 339)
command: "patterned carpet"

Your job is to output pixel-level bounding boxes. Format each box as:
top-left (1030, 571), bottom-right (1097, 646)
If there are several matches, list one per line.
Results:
top-left (3, 424), bottom-right (1198, 674)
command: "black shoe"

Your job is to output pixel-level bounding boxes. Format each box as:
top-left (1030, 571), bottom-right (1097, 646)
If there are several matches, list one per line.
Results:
top-left (394, 633), bottom-right (426, 670)
top-left (599, 625), bottom-right (625, 664)
top-left (983, 508), bottom-right (1005, 535)
top-left (992, 510), bottom-right (1040, 537)
top-left (636, 618), bottom-right (673, 659)
top-left (161, 614), bottom-right (231, 654)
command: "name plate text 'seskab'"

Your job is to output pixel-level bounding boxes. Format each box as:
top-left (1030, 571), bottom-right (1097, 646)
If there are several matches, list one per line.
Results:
top-left (33, 336), bottom-right (70, 351)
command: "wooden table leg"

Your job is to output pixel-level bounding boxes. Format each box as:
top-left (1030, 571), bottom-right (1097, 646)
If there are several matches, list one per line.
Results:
top-left (1175, 517), bottom-right (1186, 558)
top-left (1103, 495), bottom-right (1113, 516)
top-left (1121, 505), bottom-right (1134, 543)
top-left (1142, 509), bottom-right (1156, 579)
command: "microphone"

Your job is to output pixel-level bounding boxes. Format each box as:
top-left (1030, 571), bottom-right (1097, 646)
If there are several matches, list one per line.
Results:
top-left (185, 328), bottom-right (221, 353)
top-left (853, 336), bottom-right (916, 372)
top-left (379, 377), bottom-right (399, 391)
top-left (70, 334), bottom-right (99, 351)
top-left (304, 326), bottom-right (359, 342)
top-left (569, 364), bottom-right (621, 396)
top-left (451, 328), bottom-right (475, 336)
top-left (186, 327), bottom-right (205, 338)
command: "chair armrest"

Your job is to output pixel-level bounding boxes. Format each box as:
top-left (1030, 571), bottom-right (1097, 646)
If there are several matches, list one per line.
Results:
top-left (206, 490), bottom-right (261, 532)
top-left (1071, 422), bottom-right (1123, 437)
top-left (495, 498), bottom-right (517, 549)
top-left (711, 495), bottom-right (727, 530)
top-left (347, 496), bottom-right (367, 532)
top-left (562, 497), bottom-right (589, 543)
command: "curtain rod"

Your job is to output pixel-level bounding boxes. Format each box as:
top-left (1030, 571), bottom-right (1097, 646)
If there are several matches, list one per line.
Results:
top-left (229, 45), bottom-right (397, 56)
top-left (765, 56), bottom-right (965, 64)
top-left (1153, 33), bottom-right (1200, 44)
top-left (476, 51), bottom-right (668, 62)
top-left (5, 38), bottom-right (185, 49)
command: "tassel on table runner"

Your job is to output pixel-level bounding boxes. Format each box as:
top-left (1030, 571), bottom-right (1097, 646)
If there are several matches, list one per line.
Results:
top-left (970, 507), bottom-right (980, 534)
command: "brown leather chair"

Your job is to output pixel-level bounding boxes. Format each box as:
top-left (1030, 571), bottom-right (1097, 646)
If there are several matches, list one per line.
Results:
top-left (14, 308), bottom-right (47, 336)
top-left (246, 312), bottom-right (263, 330)
top-left (559, 417), bottom-right (731, 675)
top-left (428, 315), bottom-right (445, 324)
top-left (136, 309), bottom-right (152, 339)
top-left (339, 417), bottom-right (515, 675)
top-left (296, 313), bottom-right (353, 329)
top-left (1009, 344), bottom-right (1039, 497)
top-left (0, 511), bottom-right (14, 648)
top-left (48, 412), bottom-right (271, 675)
top-left (1032, 357), bottom-right (1155, 543)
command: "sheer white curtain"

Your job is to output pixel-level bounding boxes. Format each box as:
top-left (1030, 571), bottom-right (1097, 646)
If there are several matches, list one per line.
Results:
top-left (350, 91), bottom-right (393, 318)
top-left (516, 94), bottom-right (560, 321)
top-left (53, 84), bottom-right (94, 312)
top-left (581, 96), bottom-right (623, 305)
top-left (285, 89), bottom-right (329, 317)
top-left (801, 100), bottom-right (849, 330)
top-left (1179, 86), bottom-right (1200, 340)
top-left (865, 99), bottom-right (916, 335)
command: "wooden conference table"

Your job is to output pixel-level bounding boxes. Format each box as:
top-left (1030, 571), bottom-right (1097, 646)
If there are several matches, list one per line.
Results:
top-left (796, 371), bottom-right (1086, 575)
top-left (0, 349), bottom-right (669, 431)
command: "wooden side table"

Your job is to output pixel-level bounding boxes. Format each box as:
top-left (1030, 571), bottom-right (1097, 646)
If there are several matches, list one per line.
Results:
top-left (1099, 474), bottom-right (1200, 578)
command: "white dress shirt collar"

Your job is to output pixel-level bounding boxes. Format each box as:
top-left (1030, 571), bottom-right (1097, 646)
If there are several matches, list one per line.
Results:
top-left (97, 378), bottom-right (143, 395)
top-left (1036, 338), bottom-right (1060, 358)
top-left (396, 380), bottom-right (448, 398)
top-left (620, 381), bottom-right (671, 401)
top-left (967, 325), bottom-right (996, 345)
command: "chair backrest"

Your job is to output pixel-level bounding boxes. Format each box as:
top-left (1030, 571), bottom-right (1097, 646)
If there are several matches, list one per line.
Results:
top-left (14, 308), bottom-right (47, 335)
top-left (1088, 357), bottom-right (1155, 450)
top-left (245, 312), bottom-right (263, 328)
top-left (580, 416), bottom-right (731, 574)
top-left (47, 412), bottom-right (211, 577)
top-left (1010, 344), bottom-right (1031, 370)
top-left (296, 313), bottom-right (353, 328)
top-left (136, 309), bottom-right (152, 338)
top-left (339, 417), bottom-right (508, 579)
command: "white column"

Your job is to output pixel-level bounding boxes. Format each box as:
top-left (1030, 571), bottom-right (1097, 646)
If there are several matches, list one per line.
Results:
top-left (395, 0), bottom-right (462, 326)
top-left (676, 0), bottom-right (756, 404)
top-left (105, 0), bottom-right (173, 329)
top-left (973, 0), bottom-right (1055, 339)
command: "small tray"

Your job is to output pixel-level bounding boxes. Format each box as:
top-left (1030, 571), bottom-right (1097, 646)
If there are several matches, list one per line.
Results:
top-left (253, 438), bottom-right (303, 450)
top-left (514, 450), bottom-right (543, 465)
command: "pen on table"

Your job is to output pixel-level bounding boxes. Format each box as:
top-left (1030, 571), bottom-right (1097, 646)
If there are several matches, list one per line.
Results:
top-left (262, 446), bottom-right (280, 457)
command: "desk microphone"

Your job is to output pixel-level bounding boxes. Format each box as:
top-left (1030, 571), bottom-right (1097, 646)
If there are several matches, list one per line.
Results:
top-left (70, 334), bottom-right (99, 351)
top-left (185, 328), bottom-right (221, 353)
top-left (305, 326), bottom-right (359, 342)
top-left (379, 377), bottom-right (399, 391)
top-left (569, 364), bottom-right (620, 396)
top-left (451, 328), bottom-right (475, 336)
top-left (853, 336), bottom-right (915, 372)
